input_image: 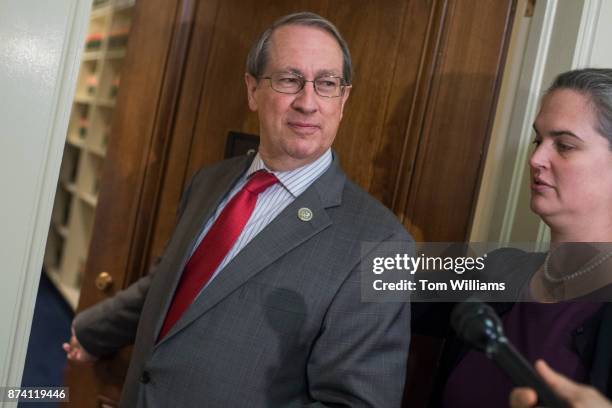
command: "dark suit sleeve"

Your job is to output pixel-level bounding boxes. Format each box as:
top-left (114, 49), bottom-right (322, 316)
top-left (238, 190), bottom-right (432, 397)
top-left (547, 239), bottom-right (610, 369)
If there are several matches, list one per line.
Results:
top-left (73, 169), bottom-right (201, 357)
top-left (74, 272), bottom-right (155, 356)
top-left (306, 231), bottom-right (412, 408)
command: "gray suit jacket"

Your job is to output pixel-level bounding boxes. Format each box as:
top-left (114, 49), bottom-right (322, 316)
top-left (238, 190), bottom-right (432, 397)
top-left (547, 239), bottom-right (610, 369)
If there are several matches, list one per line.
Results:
top-left (75, 153), bottom-right (412, 407)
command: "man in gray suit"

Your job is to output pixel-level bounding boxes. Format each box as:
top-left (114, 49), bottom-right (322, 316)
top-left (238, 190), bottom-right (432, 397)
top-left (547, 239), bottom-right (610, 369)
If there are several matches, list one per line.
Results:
top-left (64, 12), bottom-right (412, 407)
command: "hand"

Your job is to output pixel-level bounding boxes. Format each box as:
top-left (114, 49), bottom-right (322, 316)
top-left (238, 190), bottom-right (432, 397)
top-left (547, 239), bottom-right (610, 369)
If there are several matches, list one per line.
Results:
top-left (510, 360), bottom-right (612, 408)
top-left (62, 325), bottom-right (98, 363)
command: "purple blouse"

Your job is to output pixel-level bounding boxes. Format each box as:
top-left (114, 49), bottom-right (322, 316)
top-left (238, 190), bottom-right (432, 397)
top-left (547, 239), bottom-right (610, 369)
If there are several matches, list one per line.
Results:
top-left (442, 302), bottom-right (602, 408)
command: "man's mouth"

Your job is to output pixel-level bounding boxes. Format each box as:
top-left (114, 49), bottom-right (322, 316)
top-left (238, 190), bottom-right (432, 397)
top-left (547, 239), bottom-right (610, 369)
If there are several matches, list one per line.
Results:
top-left (287, 121), bottom-right (320, 134)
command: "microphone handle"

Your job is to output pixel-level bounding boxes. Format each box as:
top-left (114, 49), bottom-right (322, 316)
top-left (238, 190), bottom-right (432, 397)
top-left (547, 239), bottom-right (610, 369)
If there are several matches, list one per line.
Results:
top-left (492, 340), bottom-right (569, 408)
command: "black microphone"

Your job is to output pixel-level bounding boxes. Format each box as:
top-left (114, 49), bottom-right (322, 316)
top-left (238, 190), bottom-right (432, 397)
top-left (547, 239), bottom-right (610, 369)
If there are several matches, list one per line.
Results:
top-left (451, 300), bottom-right (569, 408)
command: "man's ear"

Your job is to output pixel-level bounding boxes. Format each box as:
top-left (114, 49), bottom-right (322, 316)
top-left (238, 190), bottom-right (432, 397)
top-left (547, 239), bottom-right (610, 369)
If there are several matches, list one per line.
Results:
top-left (245, 73), bottom-right (259, 111)
top-left (339, 85), bottom-right (351, 119)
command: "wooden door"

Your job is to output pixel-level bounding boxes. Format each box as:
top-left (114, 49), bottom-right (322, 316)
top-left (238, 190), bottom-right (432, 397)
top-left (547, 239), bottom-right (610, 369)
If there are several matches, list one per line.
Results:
top-left (65, 0), bottom-right (516, 406)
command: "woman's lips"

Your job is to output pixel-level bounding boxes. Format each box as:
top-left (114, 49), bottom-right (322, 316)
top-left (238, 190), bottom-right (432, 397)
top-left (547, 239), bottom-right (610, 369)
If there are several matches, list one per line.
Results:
top-left (531, 178), bottom-right (554, 193)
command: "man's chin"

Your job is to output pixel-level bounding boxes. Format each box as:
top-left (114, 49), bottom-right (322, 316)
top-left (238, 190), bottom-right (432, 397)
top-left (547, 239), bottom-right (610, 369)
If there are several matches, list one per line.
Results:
top-left (284, 145), bottom-right (325, 162)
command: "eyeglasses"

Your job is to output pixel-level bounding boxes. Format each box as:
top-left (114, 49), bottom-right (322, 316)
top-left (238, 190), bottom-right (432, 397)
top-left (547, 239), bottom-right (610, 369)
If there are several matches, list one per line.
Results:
top-left (260, 72), bottom-right (348, 98)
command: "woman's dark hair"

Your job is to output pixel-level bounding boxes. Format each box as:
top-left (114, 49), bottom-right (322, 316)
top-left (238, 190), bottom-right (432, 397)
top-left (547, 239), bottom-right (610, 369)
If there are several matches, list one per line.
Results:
top-left (547, 68), bottom-right (612, 149)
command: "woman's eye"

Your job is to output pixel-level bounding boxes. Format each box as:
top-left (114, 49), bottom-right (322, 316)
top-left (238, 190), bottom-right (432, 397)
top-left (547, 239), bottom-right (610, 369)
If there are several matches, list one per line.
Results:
top-left (556, 142), bottom-right (574, 152)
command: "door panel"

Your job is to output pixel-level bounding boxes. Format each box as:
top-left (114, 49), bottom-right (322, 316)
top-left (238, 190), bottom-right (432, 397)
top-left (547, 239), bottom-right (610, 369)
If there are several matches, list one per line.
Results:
top-left (397, 0), bottom-right (516, 241)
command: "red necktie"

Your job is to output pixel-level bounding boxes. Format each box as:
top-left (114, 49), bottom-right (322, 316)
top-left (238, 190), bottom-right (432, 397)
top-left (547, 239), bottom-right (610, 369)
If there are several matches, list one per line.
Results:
top-left (158, 170), bottom-right (278, 340)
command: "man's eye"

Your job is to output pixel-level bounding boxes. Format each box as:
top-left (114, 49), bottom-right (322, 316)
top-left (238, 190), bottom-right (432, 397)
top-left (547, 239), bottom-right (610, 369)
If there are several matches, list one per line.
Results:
top-left (278, 77), bottom-right (300, 85)
top-left (316, 79), bottom-right (338, 89)
top-left (531, 138), bottom-right (541, 146)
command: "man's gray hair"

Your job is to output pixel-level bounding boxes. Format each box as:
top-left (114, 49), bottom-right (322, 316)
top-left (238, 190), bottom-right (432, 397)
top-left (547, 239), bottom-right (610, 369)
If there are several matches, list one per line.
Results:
top-left (246, 12), bottom-right (352, 84)
top-left (547, 68), bottom-right (612, 148)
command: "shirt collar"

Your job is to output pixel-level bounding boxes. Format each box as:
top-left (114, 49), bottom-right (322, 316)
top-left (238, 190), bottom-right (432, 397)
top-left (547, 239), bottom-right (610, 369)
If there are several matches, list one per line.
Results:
top-left (246, 149), bottom-right (332, 198)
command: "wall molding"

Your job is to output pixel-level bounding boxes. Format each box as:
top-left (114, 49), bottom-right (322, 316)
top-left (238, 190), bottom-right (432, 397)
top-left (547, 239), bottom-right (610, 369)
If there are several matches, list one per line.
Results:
top-left (499, 0), bottom-right (558, 245)
top-left (572, 0), bottom-right (602, 67)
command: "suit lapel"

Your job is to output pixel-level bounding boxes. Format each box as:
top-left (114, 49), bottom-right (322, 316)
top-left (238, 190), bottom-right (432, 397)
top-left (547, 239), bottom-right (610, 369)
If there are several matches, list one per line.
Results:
top-left (157, 155), bottom-right (346, 345)
top-left (178, 159), bottom-right (251, 251)
top-left (152, 156), bottom-right (251, 342)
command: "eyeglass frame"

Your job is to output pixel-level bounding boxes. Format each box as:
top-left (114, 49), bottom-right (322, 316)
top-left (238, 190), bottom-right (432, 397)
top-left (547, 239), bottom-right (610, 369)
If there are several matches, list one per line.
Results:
top-left (259, 72), bottom-right (350, 98)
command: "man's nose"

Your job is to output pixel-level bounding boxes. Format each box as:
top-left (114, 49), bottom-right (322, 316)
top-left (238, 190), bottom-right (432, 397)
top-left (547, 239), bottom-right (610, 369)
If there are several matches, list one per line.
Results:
top-left (291, 81), bottom-right (318, 114)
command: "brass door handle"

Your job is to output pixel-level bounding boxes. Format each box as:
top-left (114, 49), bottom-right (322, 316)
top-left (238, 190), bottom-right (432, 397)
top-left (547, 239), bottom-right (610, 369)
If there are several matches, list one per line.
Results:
top-left (95, 271), bottom-right (114, 292)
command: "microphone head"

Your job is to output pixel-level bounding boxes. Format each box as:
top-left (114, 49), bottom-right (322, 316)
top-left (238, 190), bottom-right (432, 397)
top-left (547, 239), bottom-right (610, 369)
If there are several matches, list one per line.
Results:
top-left (451, 300), bottom-right (505, 352)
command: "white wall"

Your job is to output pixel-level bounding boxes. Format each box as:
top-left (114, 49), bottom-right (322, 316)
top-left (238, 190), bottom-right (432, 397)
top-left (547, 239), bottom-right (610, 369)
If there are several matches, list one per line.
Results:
top-left (589, 0), bottom-right (612, 67)
top-left (0, 0), bottom-right (91, 401)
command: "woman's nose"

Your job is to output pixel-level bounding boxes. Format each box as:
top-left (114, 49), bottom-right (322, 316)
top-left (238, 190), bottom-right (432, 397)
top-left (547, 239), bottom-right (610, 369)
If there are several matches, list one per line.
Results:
top-left (529, 142), bottom-right (549, 170)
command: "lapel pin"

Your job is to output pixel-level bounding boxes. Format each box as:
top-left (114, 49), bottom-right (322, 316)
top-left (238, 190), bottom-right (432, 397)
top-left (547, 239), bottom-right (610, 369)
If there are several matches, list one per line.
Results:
top-left (298, 207), bottom-right (313, 222)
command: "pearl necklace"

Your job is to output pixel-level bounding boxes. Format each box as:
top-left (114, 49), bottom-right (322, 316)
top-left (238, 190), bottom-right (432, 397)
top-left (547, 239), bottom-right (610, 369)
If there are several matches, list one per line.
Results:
top-left (544, 248), bottom-right (612, 283)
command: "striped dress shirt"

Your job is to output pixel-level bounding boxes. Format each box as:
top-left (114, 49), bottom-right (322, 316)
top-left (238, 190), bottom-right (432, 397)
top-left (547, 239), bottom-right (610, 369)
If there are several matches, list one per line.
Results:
top-left (192, 149), bottom-right (332, 291)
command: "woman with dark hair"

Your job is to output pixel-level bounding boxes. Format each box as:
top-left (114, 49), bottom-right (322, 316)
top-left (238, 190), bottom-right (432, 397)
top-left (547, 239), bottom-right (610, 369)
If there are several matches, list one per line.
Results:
top-left (415, 68), bottom-right (612, 407)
